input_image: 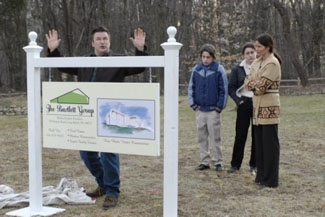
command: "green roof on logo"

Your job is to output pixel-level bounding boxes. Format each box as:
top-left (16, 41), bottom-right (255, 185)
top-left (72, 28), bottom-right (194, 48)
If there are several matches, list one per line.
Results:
top-left (50, 88), bottom-right (89, 104)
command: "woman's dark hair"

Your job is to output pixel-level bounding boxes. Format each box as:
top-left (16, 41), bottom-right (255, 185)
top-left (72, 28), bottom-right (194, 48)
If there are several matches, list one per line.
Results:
top-left (199, 44), bottom-right (216, 59)
top-left (242, 42), bottom-right (255, 54)
top-left (256, 33), bottom-right (282, 65)
top-left (91, 26), bottom-right (110, 39)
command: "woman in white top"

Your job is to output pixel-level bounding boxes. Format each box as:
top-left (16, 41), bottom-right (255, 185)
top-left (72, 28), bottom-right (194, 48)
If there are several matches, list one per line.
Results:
top-left (228, 43), bottom-right (257, 174)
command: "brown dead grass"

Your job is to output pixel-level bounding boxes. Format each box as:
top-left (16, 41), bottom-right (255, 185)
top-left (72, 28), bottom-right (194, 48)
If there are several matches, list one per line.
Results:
top-left (0, 94), bottom-right (324, 217)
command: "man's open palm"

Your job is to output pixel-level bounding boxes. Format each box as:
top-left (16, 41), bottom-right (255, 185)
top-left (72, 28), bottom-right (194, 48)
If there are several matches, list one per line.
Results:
top-left (130, 28), bottom-right (146, 51)
top-left (46, 29), bottom-right (61, 52)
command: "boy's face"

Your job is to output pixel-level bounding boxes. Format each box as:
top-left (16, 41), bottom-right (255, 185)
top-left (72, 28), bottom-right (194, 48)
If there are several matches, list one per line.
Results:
top-left (201, 51), bottom-right (214, 66)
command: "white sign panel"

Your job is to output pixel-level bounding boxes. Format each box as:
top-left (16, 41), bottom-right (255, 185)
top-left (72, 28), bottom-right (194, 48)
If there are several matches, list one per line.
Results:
top-left (42, 82), bottom-right (160, 156)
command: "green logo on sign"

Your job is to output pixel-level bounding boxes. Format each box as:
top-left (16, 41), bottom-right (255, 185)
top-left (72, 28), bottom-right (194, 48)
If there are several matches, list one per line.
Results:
top-left (50, 88), bottom-right (89, 104)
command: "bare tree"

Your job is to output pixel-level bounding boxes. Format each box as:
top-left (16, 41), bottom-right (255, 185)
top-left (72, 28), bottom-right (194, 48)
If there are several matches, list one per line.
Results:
top-left (272, 0), bottom-right (309, 86)
top-left (290, 0), bottom-right (324, 78)
top-left (0, 0), bottom-right (324, 91)
top-left (0, 0), bottom-right (27, 91)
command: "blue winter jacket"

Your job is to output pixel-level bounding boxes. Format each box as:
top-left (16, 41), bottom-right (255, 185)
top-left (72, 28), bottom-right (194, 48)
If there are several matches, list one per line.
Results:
top-left (188, 61), bottom-right (228, 112)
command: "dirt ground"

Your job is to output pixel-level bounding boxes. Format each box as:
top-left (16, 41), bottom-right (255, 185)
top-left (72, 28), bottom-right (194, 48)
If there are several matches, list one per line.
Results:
top-left (0, 94), bottom-right (324, 217)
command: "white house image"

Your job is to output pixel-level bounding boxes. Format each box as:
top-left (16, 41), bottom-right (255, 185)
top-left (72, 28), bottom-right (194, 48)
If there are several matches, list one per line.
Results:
top-left (106, 109), bottom-right (150, 131)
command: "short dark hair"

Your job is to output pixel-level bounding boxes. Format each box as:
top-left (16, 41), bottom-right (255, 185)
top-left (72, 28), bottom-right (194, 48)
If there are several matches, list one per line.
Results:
top-left (200, 44), bottom-right (216, 59)
top-left (242, 42), bottom-right (255, 54)
top-left (91, 26), bottom-right (110, 39)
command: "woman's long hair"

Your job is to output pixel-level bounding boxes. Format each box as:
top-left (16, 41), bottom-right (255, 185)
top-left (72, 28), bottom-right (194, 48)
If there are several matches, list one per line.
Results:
top-left (256, 33), bottom-right (282, 65)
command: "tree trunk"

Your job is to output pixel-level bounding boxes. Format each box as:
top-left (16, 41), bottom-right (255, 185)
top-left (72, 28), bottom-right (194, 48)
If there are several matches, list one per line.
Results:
top-left (311, 0), bottom-right (324, 77)
top-left (272, 0), bottom-right (309, 86)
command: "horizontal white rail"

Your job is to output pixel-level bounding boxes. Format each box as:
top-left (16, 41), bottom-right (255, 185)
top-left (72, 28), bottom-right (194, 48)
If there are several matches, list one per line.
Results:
top-left (34, 56), bottom-right (165, 68)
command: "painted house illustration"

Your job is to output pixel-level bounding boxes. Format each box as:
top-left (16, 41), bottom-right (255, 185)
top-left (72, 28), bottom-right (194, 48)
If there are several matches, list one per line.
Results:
top-left (106, 109), bottom-right (151, 131)
top-left (50, 88), bottom-right (89, 104)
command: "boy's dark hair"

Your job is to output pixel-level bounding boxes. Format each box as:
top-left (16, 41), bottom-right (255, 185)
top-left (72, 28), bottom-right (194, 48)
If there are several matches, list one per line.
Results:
top-left (199, 44), bottom-right (216, 59)
top-left (91, 26), bottom-right (110, 39)
top-left (242, 42), bottom-right (255, 54)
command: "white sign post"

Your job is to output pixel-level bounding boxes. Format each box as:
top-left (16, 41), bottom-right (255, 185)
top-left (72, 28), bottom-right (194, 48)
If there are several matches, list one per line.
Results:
top-left (6, 33), bottom-right (66, 216)
top-left (161, 29), bottom-right (183, 217)
top-left (6, 26), bottom-right (182, 217)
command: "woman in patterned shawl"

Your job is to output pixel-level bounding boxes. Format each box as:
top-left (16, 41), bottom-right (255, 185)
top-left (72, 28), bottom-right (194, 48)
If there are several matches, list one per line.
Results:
top-left (244, 33), bottom-right (282, 188)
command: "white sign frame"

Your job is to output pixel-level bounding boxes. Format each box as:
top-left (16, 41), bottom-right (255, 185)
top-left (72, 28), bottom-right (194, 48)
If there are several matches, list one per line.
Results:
top-left (6, 27), bottom-right (182, 217)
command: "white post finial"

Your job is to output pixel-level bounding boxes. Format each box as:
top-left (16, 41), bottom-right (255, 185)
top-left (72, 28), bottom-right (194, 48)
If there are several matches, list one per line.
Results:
top-left (28, 31), bottom-right (38, 45)
top-left (167, 26), bottom-right (177, 42)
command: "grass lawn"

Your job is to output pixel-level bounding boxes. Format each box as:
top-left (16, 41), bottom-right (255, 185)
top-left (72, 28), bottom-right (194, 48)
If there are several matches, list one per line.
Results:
top-left (0, 94), bottom-right (324, 217)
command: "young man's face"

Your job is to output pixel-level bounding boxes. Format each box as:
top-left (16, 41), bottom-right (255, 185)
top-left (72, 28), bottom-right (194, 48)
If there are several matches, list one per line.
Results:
top-left (92, 32), bottom-right (110, 56)
top-left (201, 51), bottom-right (214, 66)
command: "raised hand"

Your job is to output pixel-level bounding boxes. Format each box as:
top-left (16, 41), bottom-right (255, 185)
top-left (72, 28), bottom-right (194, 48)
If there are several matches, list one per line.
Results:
top-left (46, 29), bottom-right (61, 52)
top-left (130, 28), bottom-right (146, 51)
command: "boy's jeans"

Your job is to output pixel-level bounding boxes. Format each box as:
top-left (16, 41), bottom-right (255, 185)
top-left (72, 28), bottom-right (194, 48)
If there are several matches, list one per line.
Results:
top-left (80, 151), bottom-right (120, 198)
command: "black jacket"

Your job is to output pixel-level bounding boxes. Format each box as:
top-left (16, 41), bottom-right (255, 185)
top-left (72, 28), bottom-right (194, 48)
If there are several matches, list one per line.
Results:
top-left (228, 63), bottom-right (247, 106)
top-left (48, 48), bottom-right (148, 82)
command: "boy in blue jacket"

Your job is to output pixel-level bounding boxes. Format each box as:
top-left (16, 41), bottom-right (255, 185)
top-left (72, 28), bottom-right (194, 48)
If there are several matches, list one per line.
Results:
top-left (188, 44), bottom-right (228, 171)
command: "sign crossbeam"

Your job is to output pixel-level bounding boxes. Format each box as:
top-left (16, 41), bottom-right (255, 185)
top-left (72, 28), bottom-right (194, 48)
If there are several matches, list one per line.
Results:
top-left (7, 26), bottom-right (182, 217)
top-left (34, 56), bottom-right (165, 68)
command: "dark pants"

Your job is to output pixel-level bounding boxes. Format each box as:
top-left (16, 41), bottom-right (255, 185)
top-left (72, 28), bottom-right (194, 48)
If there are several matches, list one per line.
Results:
top-left (254, 124), bottom-right (280, 187)
top-left (230, 99), bottom-right (256, 169)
